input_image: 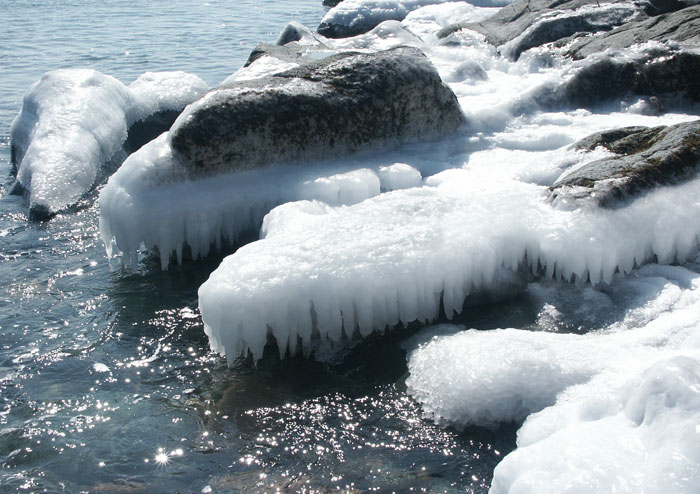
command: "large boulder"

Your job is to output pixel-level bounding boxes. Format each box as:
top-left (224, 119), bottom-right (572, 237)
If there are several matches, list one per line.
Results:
top-left (550, 119), bottom-right (700, 206)
top-left (565, 4), bottom-right (700, 59)
top-left (437, 0), bottom-right (699, 60)
top-left (168, 46), bottom-right (466, 175)
top-left (535, 50), bottom-right (700, 110)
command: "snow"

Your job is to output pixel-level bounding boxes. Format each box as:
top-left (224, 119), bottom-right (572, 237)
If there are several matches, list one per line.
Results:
top-left (377, 163), bottom-right (422, 190)
top-left (405, 261), bottom-right (700, 493)
top-left (11, 69), bottom-right (207, 216)
top-left (128, 71), bottom-right (209, 120)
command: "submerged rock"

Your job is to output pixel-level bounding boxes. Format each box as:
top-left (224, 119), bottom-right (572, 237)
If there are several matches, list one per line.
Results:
top-left (550, 119), bottom-right (700, 206)
top-left (169, 46), bottom-right (466, 174)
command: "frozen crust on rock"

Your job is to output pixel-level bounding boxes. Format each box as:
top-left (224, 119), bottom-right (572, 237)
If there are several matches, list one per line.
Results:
top-left (10, 69), bottom-right (207, 219)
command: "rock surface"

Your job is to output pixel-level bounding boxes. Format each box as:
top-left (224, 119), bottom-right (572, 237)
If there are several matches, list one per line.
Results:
top-left (536, 51), bottom-right (700, 110)
top-left (550, 119), bottom-right (700, 206)
top-left (438, 0), bottom-right (700, 59)
top-left (565, 4), bottom-right (700, 59)
top-left (169, 46), bottom-right (466, 175)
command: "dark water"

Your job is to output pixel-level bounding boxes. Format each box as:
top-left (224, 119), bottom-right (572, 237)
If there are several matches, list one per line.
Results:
top-left (0, 1), bottom-right (516, 492)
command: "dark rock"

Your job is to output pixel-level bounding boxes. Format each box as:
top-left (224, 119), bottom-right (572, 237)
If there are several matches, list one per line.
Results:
top-left (322, 0), bottom-right (344, 6)
top-left (550, 119), bottom-right (700, 206)
top-left (534, 51), bottom-right (700, 110)
top-left (317, 4), bottom-right (407, 39)
top-left (566, 4), bottom-right (700, 59)
top-left (437, 0), bottom-right (699, 60)
top-left (438, 0), bottom-right (626, 53)
top-left (169, 47), bottom-right (466, 175)
top-left (124, 109), bottom-right (182, 154)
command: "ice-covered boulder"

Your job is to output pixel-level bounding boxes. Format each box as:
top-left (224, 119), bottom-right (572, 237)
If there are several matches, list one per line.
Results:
top-left (498, 2), bottom-right (644, 60)
top-left (10, 69), bottom-right (207, 220)
top-left (551, 119), bottom-right (700, 206)
top-left (169, 46), bottom-right (466, 173)
top-left (317, 0), bottom-right (513, 39)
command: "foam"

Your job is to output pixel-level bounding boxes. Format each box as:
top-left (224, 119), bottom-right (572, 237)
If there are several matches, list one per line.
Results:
top-left (405, 262), bottom-right (700, 492)
top-left (11, 69), bottom-right (207, 215)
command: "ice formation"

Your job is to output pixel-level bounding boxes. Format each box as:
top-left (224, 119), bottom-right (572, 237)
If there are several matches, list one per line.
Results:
top-left (319, 0), bottom-right (515, 38)
top-left (10, 69), bottom-right (207, 217)
top-left (198, 163), bottom-right (700, 361)
top-left (406, 262), bottom-right (700, 493)
top-left (99, 133), bottom-right (420, 268)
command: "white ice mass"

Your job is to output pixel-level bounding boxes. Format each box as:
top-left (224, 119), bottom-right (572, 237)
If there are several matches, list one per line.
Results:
top-left (320, 0), bottom-right (514, 35)
top-left (11, 69), bottom-right (207, 216)
top-left (406, 261), bottom-right (700, 493)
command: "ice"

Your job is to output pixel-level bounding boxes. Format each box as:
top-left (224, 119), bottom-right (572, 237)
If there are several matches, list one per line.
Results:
top-left (198, 158), bottom-right (700, 361)
top-left (99, 137), bottom-right (406, 269)
top-left (222, 56), bottom-right (300, 84)
top-left (377, 163), bottom-right (422, 190)
top-left (128, 71), bottom-right (209, 121)
top-left (11, 69), bottom-right (207, 217)
top-left (404, 263), bottom-right (700, 493)
top-left (320, 0), bottom-right (514, 37)
top-left (11, 69), bottom-right (135, 216)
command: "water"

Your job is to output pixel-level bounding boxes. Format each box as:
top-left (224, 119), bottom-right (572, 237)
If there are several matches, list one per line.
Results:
top-left (0, 2), bottom-right (516, 492)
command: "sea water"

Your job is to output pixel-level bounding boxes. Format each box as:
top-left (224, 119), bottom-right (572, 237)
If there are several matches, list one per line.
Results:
top-left (0, 1), bottom-right (514, 492)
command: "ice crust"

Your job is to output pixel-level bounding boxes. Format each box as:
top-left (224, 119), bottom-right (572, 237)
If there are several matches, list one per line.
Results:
top-left (199, 161), bottom-right (700, 361)
top-left (11, 69), bottom-right (207, 215)
top-left (320, 0), bottom-right (514, 35)
top-left (406, 262), bottom-right (700, 493)
top-left (99, 133), bottom-right (422, 269)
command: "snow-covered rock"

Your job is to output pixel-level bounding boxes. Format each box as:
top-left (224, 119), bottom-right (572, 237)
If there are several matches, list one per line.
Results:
top-left (10, 69), bottom-right (207, 219)
top-left (551, 119), bottom-right (700, 206)
top-left (197, 164), bottom-right (700, 362)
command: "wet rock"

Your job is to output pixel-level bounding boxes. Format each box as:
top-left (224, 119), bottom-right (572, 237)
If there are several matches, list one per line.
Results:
top-left (550, 119), bottom-right (700, 206)
top-left (566, 4), bottom-right (700, 59)
top-left (438, 0), bottom-right (699, 60)
top-left (538, 51), bottom-right (700, 110)
top-left (169, 46), bottom-right (466, 175)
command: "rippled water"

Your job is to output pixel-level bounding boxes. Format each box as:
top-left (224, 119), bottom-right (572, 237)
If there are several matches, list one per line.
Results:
top-left (0, 1), bottom-right (517, 492)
